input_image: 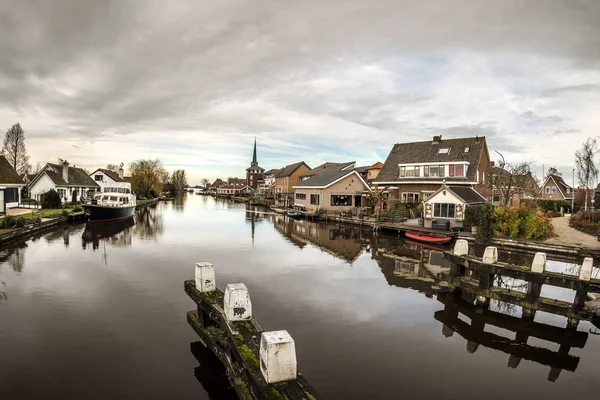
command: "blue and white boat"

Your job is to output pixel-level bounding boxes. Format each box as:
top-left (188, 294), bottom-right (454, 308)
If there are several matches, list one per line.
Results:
top-left (83, 182), bottom-right (136, 223)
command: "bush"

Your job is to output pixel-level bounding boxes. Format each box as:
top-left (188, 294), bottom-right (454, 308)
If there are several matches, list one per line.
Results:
top-left (494, 204), bottom-right (554, 240)
top-left (464, 203), bottom-right (495, 245)
top-left (538, 199), bottom-right (571, 213)
top-left (63, 201), bottom-right (81, 208)
top-left (569, 211), bottom-right (600, 234)
top-left (547, 211), bottom-right (563, 218)
top-left (41, 190), bottom-right (61, 209)
top-left (72, 206), bottom-right (83, 213)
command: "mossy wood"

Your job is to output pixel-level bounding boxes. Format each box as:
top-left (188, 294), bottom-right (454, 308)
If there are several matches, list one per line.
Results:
top-left (184, 280), bottom-right (322, 400)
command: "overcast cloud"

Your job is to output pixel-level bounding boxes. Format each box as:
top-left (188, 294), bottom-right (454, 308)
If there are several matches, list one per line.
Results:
top-left (1, 0), bottom-right (599, 183)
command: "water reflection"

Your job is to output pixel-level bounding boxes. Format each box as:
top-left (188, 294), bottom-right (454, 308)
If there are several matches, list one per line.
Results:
top-left (0, 241), bottom-right (27, 274)
top-left (81, 218), bottom-right (135, 251)
top-left (172, 194), bottom-right (187, 213)
top-left (134, 204), bottom-right (164, 240)
top-left (436, 292), bottom-right (587, 382)
top-left (190, 342), bottom-right (237, 400)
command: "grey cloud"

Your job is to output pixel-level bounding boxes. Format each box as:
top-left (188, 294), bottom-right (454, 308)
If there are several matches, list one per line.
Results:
top-left (538, 84), bottom-right (600, 98)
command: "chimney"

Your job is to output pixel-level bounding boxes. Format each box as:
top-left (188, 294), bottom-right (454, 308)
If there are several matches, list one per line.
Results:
top-left (490, 161), bottom-right (495, 167)
top-left (475, 135), bottom-right (479, 143)
top-left (119, 163), bottom-right (124, 179)
top-left (62, 160), bottom-right (69, 183)
top-left (433, 135), bottom-right (442, 144)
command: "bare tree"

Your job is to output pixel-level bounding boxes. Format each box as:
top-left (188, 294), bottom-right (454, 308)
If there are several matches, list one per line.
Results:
top-left (105, 164), bottom-right (120, 172)
top-left (547, 166), bottom-right (561, 177)
top-left (575, 137), bottom-right (599, 211)
top-left (201, 178), bottom-right (210, 188)
top-left (171, 169), bottom-right (188, 191)
top-left (491, 151), bottom-right (537, 207)
top-left (2, 123), bottom-right (30, 175)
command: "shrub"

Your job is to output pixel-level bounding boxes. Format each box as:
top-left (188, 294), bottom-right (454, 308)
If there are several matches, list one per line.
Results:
top-left (72, 206), bottom-right (83, 213)
top-left (546, 211), bottom-right (563, 218)
top-left (464, 203), bottom-right (495, 245)
top-left (569, 211), bottom-right (600, 234)
top-left (63, 201), bottom-right (81, 208)
top-left (41, 190), bottom-right (62, 209)
top-left (494, 204), bottom-right (554, 240)
top-left (538, 199), bottom-right (571, 213)
top-left (61, 210), bottom-right (69, 217)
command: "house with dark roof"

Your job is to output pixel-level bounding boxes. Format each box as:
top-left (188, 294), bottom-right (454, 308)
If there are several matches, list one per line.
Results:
top-left (28, 160), bottom-right (99, 203)
top-left (89, 165), bottom-right (126, 193)
top-left (259, 168), bottom-right (280, 198)
top-left (538, 174), bottom-right (573, 201)
top-left (373, 135), bottom-right (491, 204)
top-left (0, 155), bottom-right (25, 213)
top-left (275, 161), bottom-right (311, 207)
top-left (490, 165), bottom-right (539, 206)
top-left (367, 162), bottom-right (384, 181)
top-left (298, 162), bottom-right (338, 182)
top-left (423, 184), bottom-right (487, 229)
top-left (292, 162), bottom-right (371, 213)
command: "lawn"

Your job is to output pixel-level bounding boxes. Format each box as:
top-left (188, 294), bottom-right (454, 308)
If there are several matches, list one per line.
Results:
top-left (0, 208), bottom-right (75, 223)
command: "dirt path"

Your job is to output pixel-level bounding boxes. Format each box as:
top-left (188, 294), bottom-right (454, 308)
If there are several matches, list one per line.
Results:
top-left (544, 216), bottom-right (599, 248)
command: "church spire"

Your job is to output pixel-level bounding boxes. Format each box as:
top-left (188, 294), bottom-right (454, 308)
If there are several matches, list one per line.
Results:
top-left (252, 137), bottom-right (257, 165)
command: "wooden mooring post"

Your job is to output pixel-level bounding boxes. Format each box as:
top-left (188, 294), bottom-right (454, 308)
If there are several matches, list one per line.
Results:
top-left (444, 239), bottom-right (600, 321)
top-left (184, 262), bottom-right (321, 400)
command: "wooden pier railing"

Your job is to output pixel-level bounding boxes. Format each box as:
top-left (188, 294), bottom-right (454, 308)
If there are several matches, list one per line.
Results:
top-left (443, 240), bottom-right (600, 321)
top-left (184, 262), bottom-right (321, 400)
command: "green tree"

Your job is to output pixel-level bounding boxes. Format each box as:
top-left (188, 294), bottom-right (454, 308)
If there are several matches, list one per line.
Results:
top-left (2, 123), bottom-right (30, 175)
top-left (171, 169), bottom-right (188, 192)
top-left (129, 159), bottom-right (168, 198)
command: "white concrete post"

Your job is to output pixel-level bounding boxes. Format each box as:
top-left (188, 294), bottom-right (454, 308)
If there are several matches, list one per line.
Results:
top-left (482, 246), bottom-right (498, 264)
top-left (195, 262), bottom-right (216, 292)
top-left (260, 330), bottom-right (297, 383)
top-left (453, 239), bottom-right (469, 256)
top-left (579, 257), bottom-right (593, 281)
top-left (224, 283), bottom-right (252, 321)
top-left (531, 253), bottom-right (547, 274)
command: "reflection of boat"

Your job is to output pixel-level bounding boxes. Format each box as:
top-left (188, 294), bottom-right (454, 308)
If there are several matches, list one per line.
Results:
top-left (83, 182), bottom-right (136, 222)
top-left (405, 240), bottom-right (448, 251)
top-left (406, 231), bottom-right (452, 244)
top-left (82, 218), bottom-right (135, 243)
top-left (270, 207), bottom-right (286, 214)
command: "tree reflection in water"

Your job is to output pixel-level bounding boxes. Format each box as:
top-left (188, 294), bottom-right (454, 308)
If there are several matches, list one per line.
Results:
top-left (172, 193), bottom-right (186, 213)
top-left (134, 204), bottom-right (164, 240)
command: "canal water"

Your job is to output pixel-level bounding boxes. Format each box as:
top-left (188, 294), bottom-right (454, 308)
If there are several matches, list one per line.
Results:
top-left (0, 195), bottom-right (598, 399)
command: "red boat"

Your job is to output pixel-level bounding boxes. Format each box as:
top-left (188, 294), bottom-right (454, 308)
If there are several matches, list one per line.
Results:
top-left (405, 231), bottom-right (452, 244)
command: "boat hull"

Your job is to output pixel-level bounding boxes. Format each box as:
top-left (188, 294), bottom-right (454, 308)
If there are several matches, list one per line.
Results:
top-left (83, 204), bottom-right (136, 223)
top-left (405, 231), bottom-right (452, 244)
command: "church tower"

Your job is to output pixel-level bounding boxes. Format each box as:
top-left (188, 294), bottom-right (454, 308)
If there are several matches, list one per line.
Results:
top-left (246, 137), bottom-right (265, 190)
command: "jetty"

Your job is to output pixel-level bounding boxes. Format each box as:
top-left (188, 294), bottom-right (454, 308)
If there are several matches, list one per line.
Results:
top-left (184, 262), bottom-right (321, 400)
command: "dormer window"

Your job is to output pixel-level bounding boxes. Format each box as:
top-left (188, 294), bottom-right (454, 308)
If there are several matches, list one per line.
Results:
top-left (438, 148), bottom-right (450, 154)
top-left (464, 147), bottom-right (470, 153)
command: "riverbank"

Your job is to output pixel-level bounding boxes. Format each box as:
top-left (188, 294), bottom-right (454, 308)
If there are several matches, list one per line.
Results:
top-left (0, 215), bottom-right (70, 246)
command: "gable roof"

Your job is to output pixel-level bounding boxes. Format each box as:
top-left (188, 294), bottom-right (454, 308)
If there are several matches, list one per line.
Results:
top-left (275, 161), bottom-right (310, 178)
top-left (32, 163), bottom-right (99, 188)
top-left (0, 155), bottom-right (24, 184)
top-left (299, 162), bottom-right (344, 179)
top-left (538, 174), bottom-right (573, 198)
top-left (264, 168), bottom-right (281, 175)
top-left (294, 162), bottom-right (369, 189)
top-left (368, 162), bottom-right (384, 170)
top-left (90, 168), bottom-right (125, 182)
top-left (491, 167), bottom-right (539, 191)
top-left (427, 185), bottom-right (487, 204)
top-left (355, 166), bottom-right (369, 174)
top-left (374, 136), bottom-right (487, 183)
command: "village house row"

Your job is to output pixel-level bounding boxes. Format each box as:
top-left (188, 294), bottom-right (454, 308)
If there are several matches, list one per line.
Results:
top-left (0, 135), bottom-right (589, 225)
top-left (205, 135), bottom-right (590, 228)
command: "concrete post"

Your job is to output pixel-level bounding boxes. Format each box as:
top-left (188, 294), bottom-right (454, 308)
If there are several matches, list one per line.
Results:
top-left (195, 262), bottom-right (216, 292)
top-left (482, 246), bottom-right (498, 264)
top-left (453, 239), bottom-right (469, 256)
top-left (260, 330), bottom-right (297, 383)
top-left (531, 253), bottom-right (546, 273)
top-left (579, 257), bottom-right (593, 281)
top-left (224, 283), bottom-right (252, 321)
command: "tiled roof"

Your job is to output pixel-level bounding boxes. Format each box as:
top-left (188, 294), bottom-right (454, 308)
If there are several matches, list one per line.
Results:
top-left (294, 162), bottom-right (357, 187)
top-left (299, 162), bottom-right (338, 178)
top-left (42, 163), bottom-right (99, 187)
top-left (491, 167), bottom-right (539, 190)
top-left (368, 162), bottom-right (384, 170)
top-left (93, 168), bottom-right (125, 182)
top-left (447, 186), bottom-right (487, 204)
top-left (0, 155), bottom-right (24, 184)
top-left (264, 168), bottom-right (281, 175)
top-left (355, 166), bottom-right (369, 174)
top-left (374, 136), bottom-right (486, 183)
top-left (275, 161), bottom-right (310, 178)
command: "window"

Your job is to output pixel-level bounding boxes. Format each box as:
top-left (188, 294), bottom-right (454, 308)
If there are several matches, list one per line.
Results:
top-left (448, 165), bottom-right (465, 177)
top-left (404, 166), bottom-right (419, 177)
top-left (464, 147), bottom-right (470, 153)
top-left (295, 193), bottom-right (306, 200)
top-left (310, 194), bottom-right (320, 205)
top-left (545, 187), bottom-right (550, 194)
top-left (94, 175), bottom-right (103, 181)
top-left (438, 148), bottom-right (450, 154)
top-left (424, 166), bottom-right (429, 177)
top-left (433, 203), bottom-right (456, 218)
top-left (552, 186), bottom-right (557, 194)
top-left (429, 165), bottom-right (445, 177)
top-left (330, 195), bottom-right (352, 206)
top-left (422, 192), bottom-right (433, 200)
top-left (57, 188), bottom-right (66, 199)
top-left (401, 192), bottom-right (420, 203)
top-left (493, 195), bottom-right (500, 203)
top-left (399, 166), bottom-right (405, 177)
top-left (5, 188), bottom-right (18, 203)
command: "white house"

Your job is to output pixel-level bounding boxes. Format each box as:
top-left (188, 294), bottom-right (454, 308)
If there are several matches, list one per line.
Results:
top-left (89, 165), bottom-right (126, 193)
top-left (29, 160), bottom-right (99, 203)
top-left (0, 155), bottom-right (25, 213)
top-left (423, 185), bottom-right (487, 230)
top-left (216, 184), bottom-right (252, 196)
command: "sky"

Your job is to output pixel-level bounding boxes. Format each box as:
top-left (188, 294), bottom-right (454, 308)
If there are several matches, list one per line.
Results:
top-left (1, 0), bottom-right (599, 184)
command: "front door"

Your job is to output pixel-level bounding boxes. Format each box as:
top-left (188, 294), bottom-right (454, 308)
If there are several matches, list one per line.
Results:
top-left (354, 195), bottom-right (362, 207)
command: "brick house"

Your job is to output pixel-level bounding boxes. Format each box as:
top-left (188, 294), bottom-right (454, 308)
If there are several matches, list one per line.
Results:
top-left (275, 161), bottom-right (311, 207)
top-left (490, 166), bottom-right (539, 206)
top-left (293, 162), bottom-right (371, 213)
top-left (367, 162), bottom-right (384, 182)
top-left (538, 174), bottom-right (573, 201)
top-left (373, 135), bottom-right (491, 204)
